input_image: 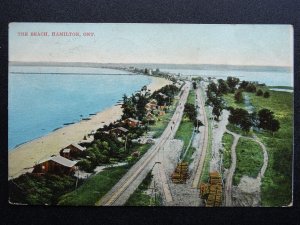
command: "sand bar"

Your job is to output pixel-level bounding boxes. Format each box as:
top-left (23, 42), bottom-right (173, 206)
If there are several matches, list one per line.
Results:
top-left (9, 76), bottom-right (172, 178)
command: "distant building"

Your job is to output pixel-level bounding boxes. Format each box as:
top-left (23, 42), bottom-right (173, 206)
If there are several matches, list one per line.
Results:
top-left (32, 155), bottom-right (77, 175)
top-left (123, 118), bottom-right (141, 128)
top-left (158, 92), bottom-right (168, 99)
top-left (145, 99), bottom-right (158, 111)
top-left (60, 143), bottom-right (86, 159)
top-left (110, 127), bottom-right (129, 136)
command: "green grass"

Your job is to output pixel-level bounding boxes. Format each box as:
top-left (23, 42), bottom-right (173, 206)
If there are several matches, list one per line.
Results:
top-left (125, 171), bottom-right (161, 206)
top-left (58, 166), bottom-right (128, 206)
top-left (200, 86), bottom-right (213, 183)
top-left (249, 89), bottom-right (293, 206)
top-left (200, 111), bottom-right (212, 183)
top-left (183, 147), bottom-right (196, 164)
top-left (233, 138), bottom-right (263, 185)
top-left (223, 93), bottom-right (246, 109)
top-left (187, 89), bottom-right (196, 104)
top-left (222, 132), bottom-right (234, 169)
top-left (223, 87), bottom-right (293, 206)
top-left (226, 123), bottom-right (253, 137)
top-left (175, 117), bottom-right (194, 153)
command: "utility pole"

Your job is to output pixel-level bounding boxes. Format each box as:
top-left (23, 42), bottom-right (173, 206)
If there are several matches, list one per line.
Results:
top-left (125, 135), bottom-right (128, 154)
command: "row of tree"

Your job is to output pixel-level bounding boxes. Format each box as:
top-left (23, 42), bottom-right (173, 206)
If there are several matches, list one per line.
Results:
top-left (77, 84), bottom-right (180, 172)
top-left (228, 107), bottom-right (280, 134)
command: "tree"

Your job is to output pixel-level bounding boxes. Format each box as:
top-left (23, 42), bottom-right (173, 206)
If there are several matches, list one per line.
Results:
top-left (234, 90), bottom-right (243, 103)
top-left (228, 108), bottom-right (253, 132)
top-left (245, 82), bottom-right (257, 92)
top-left (218, 79), bottom-right (230, 94)
top-left (192, 81), bottom-right (197, 89)
top-left (269, 119), bottom-right (280, 135)
top-left (184, 103), bottom-right (196, 121)
top-left (226, 76), bottom-right (240, 92)
top-left (258, 108), bottom-right (274, 130)
top-left (263, 91), bottom-right (270, 98)
top-left (256, 89), bottom-right (263, 96)
top-left (239, 80), bottom-right (249, 89)
top-left (258, 108), bottom-right (280, 134)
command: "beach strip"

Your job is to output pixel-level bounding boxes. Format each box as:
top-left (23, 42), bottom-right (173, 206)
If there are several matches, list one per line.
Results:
top-left (8, 76), bottom-right (172, 178)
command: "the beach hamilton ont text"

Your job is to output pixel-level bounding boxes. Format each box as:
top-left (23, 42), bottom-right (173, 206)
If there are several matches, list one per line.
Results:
top-left (17, 31), bottom-right (95, 37)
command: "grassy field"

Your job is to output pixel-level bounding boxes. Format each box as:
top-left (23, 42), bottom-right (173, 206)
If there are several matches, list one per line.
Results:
top-left (125, 171), bottom-right (161, 206)
top-left (200, 108), bottom-right (212, 183)
top-left (199, 86), bottom-right (213, 183)
top-left (175, 117), bottom-right (194, 156)
top-left (223, 93), bottom-right (246, 109)
top-left (248, 90), bottom-right (293, 206)
top-left (175, 89), bottom-right (196, 163)
top-left (223, 88), bottom-right (293, 206)
top-left (233, 138), bottom-right (263, 185)
top-left (222, 132), bottom-right (234, 169)
top-left (58, 166), bottom-right (128, 205)
top-left (187, 89), bottom-right (196, 104)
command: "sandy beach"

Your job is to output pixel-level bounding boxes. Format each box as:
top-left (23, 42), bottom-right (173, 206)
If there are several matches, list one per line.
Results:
top-left (8, 76), bottom-right (172, 178)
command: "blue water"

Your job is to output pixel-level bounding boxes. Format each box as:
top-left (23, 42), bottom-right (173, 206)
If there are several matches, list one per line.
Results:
top-left (9, 66), bottom-right (151, 150)
top-left (161, 68), bottom-right (293, 87)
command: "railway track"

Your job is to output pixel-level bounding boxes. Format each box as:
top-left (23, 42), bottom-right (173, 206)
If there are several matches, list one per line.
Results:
top-left (192, 84), bottom-right (209, 189)
top-left (96, 83), bottom-right (191, 206)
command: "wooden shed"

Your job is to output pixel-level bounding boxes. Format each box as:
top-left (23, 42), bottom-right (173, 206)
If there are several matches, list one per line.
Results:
top-left (60, 143), bottom-right (86, 159)
top-left (32, 155), bottom-right (77, 175)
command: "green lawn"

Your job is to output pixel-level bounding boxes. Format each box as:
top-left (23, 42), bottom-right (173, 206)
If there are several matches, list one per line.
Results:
top-left (222, 132), bottom-right (234, 169)
top-left (187, 89), bottom-right (196, 104)
top-left (200, 110), bottom-right (212, 183)
top-left (175, 117), bottom-right (194, 154)
top-left (223, 88), bottom-right (293, 206)
top-left (233, 138), bottom-right (263, 185)
top-left (248, 90), bottom-right (293, 206)
top-left (199, 87), bottom-right (213, 183)
top-left (125, 171), bottom-right (161, 206)
top-left (223, 93), bottom-right (246, 109)
top-left (58, 166), bottom-right (128, 206)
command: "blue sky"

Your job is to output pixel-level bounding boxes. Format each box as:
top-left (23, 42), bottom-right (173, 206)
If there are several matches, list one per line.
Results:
top-left (9, 23), bottom-right (293, 67)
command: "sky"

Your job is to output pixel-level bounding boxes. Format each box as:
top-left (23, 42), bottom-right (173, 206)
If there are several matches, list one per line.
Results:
top-left (9, 23), bottom-right (293, 67)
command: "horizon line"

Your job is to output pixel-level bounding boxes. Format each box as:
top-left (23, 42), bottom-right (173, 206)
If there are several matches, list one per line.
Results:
top-left (9, 61), bottom-right (292, 68)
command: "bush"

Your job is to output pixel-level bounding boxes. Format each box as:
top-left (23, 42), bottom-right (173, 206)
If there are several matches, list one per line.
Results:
top-left (256, 89), bottom-right (263, 96)
top-left (263, 91), bottom-right (270, 98)
top-left (77, 159), bottom-right (93, 172)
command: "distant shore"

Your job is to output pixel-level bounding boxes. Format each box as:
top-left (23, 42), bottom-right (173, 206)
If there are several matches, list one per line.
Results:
top-left (8, 76), bottom-right (172, 178)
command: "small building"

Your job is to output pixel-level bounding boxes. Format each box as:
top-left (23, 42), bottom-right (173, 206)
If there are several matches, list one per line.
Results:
top-left (60, 143), bottom-right (86, 159)
top-left (123, 118), bottom-right (141, 128)
top-left (146, 112), bottom-right (156, 123)
top-left (110, 127), bottom-right (129, 136)
top-left (158, 110), bottom-right (165, 116)
top-left (145, 99), bottom-right (158, 111)
top-left (32, 155), bottom-right (77, 175)
top-left (158, 92), bottom-right (168, 99)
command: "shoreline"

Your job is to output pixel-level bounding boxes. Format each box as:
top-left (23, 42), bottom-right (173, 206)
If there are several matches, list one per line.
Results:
top-left (9, 76), bottom-right (172, 178)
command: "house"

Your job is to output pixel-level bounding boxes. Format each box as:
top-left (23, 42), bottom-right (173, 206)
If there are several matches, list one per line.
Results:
top-left (32, 155), bottom-right (77, 175)
top-left (145, 99), bottom-right (158, 111)
top-left (123, 118), bottom-right (141, 128)
top-left (60, 143), bottom-right (86, 159)
top-left (158, 110), bottom-right (165, 116)
top-left (158, 92), bottom-right (168, 99)
top-left (110, 127), bottom-right (129, 136)
top-left (146, 112), bottom-right (156, 123)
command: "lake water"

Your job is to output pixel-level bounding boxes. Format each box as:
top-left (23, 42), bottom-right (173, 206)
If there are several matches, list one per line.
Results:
top-left (161, 68), bottom-right (293, 87)
top-left (8, 66), bottom-right (151, 150)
